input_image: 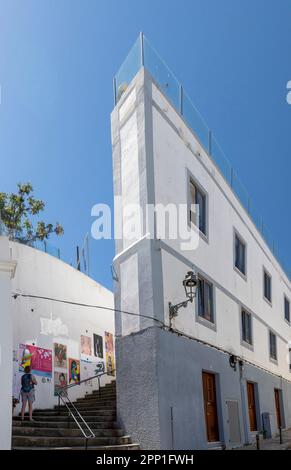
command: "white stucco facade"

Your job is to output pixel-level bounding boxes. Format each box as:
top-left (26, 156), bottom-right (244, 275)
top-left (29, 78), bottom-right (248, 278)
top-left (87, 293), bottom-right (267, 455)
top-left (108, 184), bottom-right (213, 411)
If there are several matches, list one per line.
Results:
top-left (112, 68), bottom-right (291, 449)
top-left (0, 237), bottom-right (17, 450)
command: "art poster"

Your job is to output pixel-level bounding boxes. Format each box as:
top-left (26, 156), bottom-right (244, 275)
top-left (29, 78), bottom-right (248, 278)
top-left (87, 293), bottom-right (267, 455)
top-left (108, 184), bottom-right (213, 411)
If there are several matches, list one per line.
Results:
top-left (95, 361), bottom-right (105, 374)
top-left (105, 332), bottom-right (115, 376)
top-left (93, 334), bottom-right (103, 358)
top-left (19, 344), bottom-right (52, 378)
top-left (54, 371), bottom-right (68, 396)
top-left (68, 358), bottom-right (80, 384)
top-left (81, 335), bottom-right (92, 356)
top-left (53, 343), bottom-right (67, 369)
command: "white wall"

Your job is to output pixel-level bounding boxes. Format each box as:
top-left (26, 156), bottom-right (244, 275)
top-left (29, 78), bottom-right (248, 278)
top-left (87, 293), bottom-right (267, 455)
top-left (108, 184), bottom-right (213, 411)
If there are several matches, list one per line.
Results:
top-left (0, 237), bottom-right (16, 450)
top-left (10, 241), bottom-right (115, 414)
top-left (151, 81), bottom-right (291, 380)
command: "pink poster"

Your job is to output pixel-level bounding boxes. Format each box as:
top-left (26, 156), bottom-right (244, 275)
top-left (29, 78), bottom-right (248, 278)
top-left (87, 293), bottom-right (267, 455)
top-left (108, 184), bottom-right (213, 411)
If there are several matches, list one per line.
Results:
top-left (19, 344), bottom-right (52, 378)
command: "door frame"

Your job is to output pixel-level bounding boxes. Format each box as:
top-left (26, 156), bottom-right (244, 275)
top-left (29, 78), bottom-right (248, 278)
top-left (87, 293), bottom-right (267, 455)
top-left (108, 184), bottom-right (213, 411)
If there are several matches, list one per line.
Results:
top-left (246, 381), bottom-right (260, 433)
top-left (274, 389), bottom-right (285, 430)
top-left (202, 370), bottom-right (223, 445)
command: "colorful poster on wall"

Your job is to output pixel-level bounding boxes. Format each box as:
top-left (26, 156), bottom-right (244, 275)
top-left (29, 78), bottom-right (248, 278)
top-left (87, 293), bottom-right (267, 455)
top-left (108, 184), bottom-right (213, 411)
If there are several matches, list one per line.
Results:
top-left (105, 332), bottom-right (115, 376)
top-left (53, 343), bottom-right (67, 369)
top-left (54, 371), bottom-right (68, 396)
top-left (68, 358), bottom-right (80, 384)
top-left (19, 344), bottom-right (52, 378)
top-left (93, 334), bottom-right (103, 358)
top-left (95, 361), bottom-right (105, 374)
top-left (81, 335), bottom-right (92, 356)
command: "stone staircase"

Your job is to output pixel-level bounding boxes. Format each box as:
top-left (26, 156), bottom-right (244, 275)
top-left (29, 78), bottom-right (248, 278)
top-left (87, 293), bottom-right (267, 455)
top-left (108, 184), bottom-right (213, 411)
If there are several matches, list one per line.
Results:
top-left (12, 381), bottom-right (139, 450)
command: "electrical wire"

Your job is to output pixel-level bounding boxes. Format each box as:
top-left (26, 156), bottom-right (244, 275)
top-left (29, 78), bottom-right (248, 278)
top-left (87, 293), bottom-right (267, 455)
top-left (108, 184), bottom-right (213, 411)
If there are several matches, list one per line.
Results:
top-left (12, 292), bottom-right (166, 328)
top-left (12, 291), bottom-right (291, 384)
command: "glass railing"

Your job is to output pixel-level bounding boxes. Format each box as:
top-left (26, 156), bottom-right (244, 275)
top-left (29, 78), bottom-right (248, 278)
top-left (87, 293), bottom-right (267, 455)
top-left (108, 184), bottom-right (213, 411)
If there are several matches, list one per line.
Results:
top-left (114, 34), bottom-right (291, 281)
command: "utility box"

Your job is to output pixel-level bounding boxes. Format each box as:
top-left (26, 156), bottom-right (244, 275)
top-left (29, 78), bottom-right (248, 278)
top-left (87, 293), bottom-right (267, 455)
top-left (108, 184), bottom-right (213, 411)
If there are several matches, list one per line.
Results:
top-left (262, 412), bottom-right (272, 439)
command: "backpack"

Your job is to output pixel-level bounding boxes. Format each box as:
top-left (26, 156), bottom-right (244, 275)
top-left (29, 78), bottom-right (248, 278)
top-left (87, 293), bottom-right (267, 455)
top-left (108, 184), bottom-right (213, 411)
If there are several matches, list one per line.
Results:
top-left (21, 373), bottom-right (33, 393)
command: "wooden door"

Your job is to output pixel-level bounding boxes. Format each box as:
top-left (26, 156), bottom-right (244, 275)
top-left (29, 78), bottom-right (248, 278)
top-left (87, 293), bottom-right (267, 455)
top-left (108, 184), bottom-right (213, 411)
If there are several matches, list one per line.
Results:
top-left (202, 372), bottom-right (219, 442)
top-left (274, 389), bottom-right (282, 429)
top-left (247, 382), bottom-right (257, 432)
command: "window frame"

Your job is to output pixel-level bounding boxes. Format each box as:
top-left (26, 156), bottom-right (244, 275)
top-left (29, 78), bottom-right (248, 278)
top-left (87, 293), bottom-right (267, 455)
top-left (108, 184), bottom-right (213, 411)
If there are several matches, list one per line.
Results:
top-left (241, 308), bottom-right (253, 348)
top-left (196, 274), bottom-right (216, 329)
top-left (233, 230), bottom-right (247, 279)
top-left (263, 268), bottom-right (272, 305)
top-left (269, 330), bottom-right (277, 363)
top-left (188, 173), bottom-right (208, 241)
top-left (284, 296), bottom-right (290, 325)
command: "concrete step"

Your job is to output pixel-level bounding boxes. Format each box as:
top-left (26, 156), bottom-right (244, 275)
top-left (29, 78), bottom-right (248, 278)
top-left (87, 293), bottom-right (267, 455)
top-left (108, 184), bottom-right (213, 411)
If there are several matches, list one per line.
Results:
top-left (59, 401), bottom-right (116, 408)
top-left (82, 393), bottom-right (116, 401)
top-left (75, 397), bottom-right (116, 404)
top-left (43, 404), bottom-right (116, 412)
top-left (13, 420), bottom-right (118, 429)
top-left (12, 426), bottom-right (123, 438)
top-left (13, 443), bottom-right (139, 451)
top-left (13, 415), bottom-right (116, 423)
top-left (77, 396), bottom-right (116, 403)
top-left (12, 435), bottom-right (132, 448)
top-left (28, 409), bottom-right (116, 417)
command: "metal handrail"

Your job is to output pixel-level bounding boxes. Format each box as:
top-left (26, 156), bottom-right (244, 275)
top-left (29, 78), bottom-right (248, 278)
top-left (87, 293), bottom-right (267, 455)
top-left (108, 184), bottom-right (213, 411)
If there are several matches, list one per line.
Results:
top-left (55, 371), bottom-right (116, 449)
top-left (59, 370), bottom-right (116, 393)
top-left (57, 389), bottom-right (95, 440)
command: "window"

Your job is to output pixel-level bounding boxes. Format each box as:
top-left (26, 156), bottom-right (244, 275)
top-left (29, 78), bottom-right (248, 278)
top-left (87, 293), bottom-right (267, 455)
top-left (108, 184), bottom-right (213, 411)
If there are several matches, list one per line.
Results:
top-left (189, 180), bottom-right (207, 236)
top-left (234, 233), bottom-right (246, 276)
top-left (284, 297), bottom-right (290, 323)
top-left (269, 331), bottom-right (277, 361)
top-left (264, 270), bottom-right (272, 303)
top-left (241, 309), bottom-right (252, 345)
top-left (197, 276), bottom-right (214, 323)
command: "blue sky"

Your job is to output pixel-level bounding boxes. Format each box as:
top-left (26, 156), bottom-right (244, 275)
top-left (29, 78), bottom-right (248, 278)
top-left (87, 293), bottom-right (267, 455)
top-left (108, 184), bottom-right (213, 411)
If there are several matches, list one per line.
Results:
top-left (1, 0), bottom-right (290, 289)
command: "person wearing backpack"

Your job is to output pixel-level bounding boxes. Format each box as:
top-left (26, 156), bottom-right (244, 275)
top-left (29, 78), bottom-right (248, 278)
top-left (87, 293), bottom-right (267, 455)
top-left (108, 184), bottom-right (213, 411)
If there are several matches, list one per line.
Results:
top-left (20, 366), bottom-right (37, 421)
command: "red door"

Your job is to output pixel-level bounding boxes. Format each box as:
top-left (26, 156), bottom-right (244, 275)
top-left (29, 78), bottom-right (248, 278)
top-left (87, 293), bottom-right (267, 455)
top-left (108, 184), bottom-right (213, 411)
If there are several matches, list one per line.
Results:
top-left (274, 389), bottom-right (282, 429)
top-left (202, 372), bottom-right (220, 442)
top-left (247, 382), bottom-right (257, 432)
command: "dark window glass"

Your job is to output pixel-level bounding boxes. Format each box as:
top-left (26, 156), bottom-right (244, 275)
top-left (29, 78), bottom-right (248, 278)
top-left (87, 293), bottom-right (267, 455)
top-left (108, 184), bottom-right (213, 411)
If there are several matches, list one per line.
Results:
top-left (242, 310), bottom-right (252, 345)
top-left (285, 297), bottom-right (290, 323)
top-left (269, 331), bottom-right (277, 361)
top-left (235, 234), bottom-right (246, 275)
top-left (264, 271), bottom-right (272, 302)
top-left (198, 277), bottom-right (214, 323)
top-left (189, 181), bottom-right (207, 235)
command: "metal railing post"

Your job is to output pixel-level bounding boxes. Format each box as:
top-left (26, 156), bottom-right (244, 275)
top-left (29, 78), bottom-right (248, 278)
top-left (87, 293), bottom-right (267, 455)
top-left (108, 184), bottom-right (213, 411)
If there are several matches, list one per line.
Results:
top-left (140, 32), bottom-right (144, 67)
top-left (256, 433), bottom-right (260, 450)
top-left (113, 77), bottom-right (117, 106)
top-left (279, 426), bottom-right (283, 444)
top-left (55, 370), bottom-right (116, 445)
top-left (180, 85), bottom-right (183, 116)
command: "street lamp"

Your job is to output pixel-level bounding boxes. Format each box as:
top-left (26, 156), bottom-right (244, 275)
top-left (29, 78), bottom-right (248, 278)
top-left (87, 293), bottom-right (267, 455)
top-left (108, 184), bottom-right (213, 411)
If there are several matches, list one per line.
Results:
top-left (169, 271), bottom-right (198, 330)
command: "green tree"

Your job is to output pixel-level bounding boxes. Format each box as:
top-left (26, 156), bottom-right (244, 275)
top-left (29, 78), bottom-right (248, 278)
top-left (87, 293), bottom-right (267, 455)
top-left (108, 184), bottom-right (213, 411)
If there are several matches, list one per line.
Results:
top-left (0, 183), bottom-right (64, 243)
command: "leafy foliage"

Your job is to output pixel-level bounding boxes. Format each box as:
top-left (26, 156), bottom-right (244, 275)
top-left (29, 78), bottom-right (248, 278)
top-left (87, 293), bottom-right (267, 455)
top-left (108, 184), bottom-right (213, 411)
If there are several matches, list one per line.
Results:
top-left (0, 183), bottom-right (64, 243)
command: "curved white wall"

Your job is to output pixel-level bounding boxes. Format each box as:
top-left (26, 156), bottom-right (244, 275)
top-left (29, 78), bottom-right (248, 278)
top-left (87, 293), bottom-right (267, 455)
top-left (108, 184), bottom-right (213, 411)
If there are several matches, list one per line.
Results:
top-left (10, 241), bottom-right (114, 414)
top-left (0, 237), bottom-right (16, 449)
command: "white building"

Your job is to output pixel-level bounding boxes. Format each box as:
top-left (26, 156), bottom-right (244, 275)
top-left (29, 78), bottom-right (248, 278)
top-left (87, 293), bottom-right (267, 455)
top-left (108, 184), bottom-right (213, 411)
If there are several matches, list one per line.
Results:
top-left (0, 237), bottom-right (115, 449)
top-left (0, 237), bottom-right (17, 450)
top-left (111, 36), bottom-right (291, 450)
